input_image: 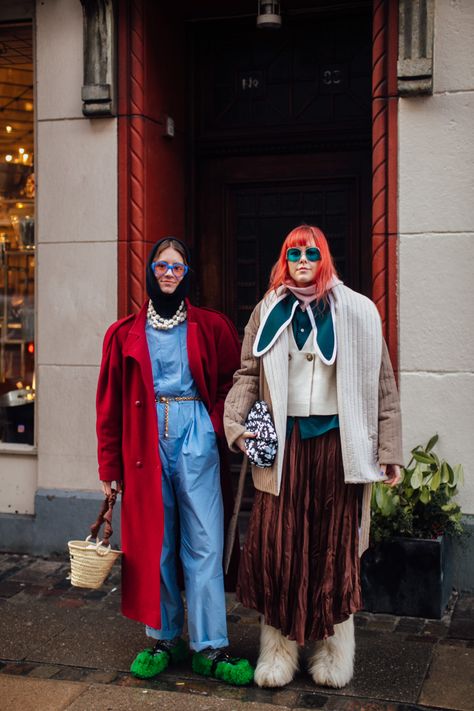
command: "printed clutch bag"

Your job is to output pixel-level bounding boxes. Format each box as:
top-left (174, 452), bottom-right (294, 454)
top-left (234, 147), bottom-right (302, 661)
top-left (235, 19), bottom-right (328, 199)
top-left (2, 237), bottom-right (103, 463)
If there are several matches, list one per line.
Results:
top-left (244, 400), bottom-right (278, 468)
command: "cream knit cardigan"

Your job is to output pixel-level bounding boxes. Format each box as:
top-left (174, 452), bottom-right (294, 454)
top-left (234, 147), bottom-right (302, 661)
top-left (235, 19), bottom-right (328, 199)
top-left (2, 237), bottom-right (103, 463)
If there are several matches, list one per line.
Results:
top-left (224, 283), bottom-right (403, 555)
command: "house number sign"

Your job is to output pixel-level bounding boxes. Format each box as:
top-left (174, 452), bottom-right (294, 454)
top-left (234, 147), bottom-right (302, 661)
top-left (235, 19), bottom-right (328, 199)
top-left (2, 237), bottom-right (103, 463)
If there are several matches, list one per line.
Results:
top-left (242, 76), bottom-right (259, 90)
top-left (323, 69), bottom-right (342, 85)
top-left (238, 71), bottom-right (264, 96)
top-left (319, 64), bottom-right (347, 93)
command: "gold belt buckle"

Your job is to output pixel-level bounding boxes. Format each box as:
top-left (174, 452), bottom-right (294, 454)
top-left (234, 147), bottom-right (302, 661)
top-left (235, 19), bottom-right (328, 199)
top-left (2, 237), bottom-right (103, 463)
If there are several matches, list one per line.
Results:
top-left (156, 395), bottom-right (199, 439)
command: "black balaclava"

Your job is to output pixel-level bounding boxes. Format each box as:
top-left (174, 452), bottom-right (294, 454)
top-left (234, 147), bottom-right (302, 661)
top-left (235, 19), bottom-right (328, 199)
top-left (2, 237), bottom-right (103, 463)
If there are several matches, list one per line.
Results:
top-left (146, 237), bottom-right (191, 317)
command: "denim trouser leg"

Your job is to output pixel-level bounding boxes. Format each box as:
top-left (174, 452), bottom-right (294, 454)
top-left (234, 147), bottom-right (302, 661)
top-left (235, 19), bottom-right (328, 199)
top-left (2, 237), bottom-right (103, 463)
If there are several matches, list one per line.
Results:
top-left (145, 456), bottom-right (184, 641)
top-left (145, 401), bottom-right (228, 651)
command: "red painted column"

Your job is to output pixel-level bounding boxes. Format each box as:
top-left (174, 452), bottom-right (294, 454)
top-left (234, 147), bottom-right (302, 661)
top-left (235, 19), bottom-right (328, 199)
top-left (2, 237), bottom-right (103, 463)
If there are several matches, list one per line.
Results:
top-left (117, 0), bottom-right (186, 318)
top-left (372, 0), bottom-right (399, 374)
top-left (117, 0), bottom-right (147, 317)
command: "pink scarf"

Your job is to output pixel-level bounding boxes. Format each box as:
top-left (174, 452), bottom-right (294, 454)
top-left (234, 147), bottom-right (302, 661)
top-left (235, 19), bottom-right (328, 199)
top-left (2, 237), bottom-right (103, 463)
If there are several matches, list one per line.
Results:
top-left (284, 282), bottom-right (317, 311)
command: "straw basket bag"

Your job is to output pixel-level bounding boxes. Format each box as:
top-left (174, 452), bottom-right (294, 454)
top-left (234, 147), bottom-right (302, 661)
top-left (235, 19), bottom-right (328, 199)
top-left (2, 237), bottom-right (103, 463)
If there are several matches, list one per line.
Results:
top-left (68, 490), bottom-right (122, 589)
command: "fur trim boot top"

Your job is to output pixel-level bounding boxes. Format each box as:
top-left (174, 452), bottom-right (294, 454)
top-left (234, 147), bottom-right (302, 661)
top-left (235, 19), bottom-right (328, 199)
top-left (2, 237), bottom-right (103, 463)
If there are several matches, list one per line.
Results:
top-left (308, 616), bottom-right (355, 689)
top-left (254, 623), bottom-right (299, 688)
top-left (254, 617), bottom-right (355, 689)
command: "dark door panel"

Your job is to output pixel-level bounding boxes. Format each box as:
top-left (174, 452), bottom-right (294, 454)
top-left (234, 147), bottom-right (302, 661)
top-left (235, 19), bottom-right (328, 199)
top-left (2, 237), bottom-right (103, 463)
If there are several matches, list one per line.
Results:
top-left (197, 150), bottom-right (370, 328)
top-left (229, 180), bottom-right (354, 333)
top-left (194, 11), bottom-right (372, 149)
top-left (191, 6), bottom-right (372, 511)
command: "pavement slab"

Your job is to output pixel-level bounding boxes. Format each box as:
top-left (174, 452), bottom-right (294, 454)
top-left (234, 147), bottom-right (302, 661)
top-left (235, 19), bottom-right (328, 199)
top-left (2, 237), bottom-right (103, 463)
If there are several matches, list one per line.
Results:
top-left (0, 675), bottom-right (85, 711)
top-left (418, 645), bottom-right (474, 711)
top-left (395, 618), bottom-right (426, 634)
top-left (0, 598), bottom-right (71, 660)
top-left (66, 681), bottom-right (294, 710)
top-left (0, 558), bottom-right (22, 580)
top-left (27, 664), bottom-right (63, 679)
top-left (8, 559), bottom-right (65, 583)
top-left (0, 580), bottom-right (26, 598)
top-left (316, 699), bottom-right (397, 711)
top-left (452, 597), bottom-right (474, 618)
top-left (350, 632), bottom-right (432, 703)
top-left (271, 630), bottom-right (436, 704)
top-left (423, 620), bottom-right (450, 638)
top-left (26, 606), bottom-right (144, 670)
top-left (447, 595), bottom-right (474, 640)
top-left (447, 617), bottom-right (474, 640)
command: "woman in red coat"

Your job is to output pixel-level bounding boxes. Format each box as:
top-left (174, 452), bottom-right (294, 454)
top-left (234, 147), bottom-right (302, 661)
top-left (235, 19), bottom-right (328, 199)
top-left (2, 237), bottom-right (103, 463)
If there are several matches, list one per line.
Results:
top-left (96, 237), bottom-right (253, 685)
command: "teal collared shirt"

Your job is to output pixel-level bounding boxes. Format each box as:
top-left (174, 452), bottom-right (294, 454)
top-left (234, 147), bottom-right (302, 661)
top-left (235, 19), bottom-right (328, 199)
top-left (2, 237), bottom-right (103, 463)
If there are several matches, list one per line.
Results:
top-left (287, 301), bottom-right (339, 440)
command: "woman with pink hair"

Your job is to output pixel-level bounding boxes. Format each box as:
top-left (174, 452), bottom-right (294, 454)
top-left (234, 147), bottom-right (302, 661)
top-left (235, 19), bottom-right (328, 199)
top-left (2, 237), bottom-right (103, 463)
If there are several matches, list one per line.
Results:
top-left (224, 225), bottom-right (402, 688)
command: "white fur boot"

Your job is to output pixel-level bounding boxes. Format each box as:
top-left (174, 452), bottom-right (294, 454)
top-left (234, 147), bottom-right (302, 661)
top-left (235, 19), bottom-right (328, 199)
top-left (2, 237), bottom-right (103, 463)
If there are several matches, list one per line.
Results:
top-left (254, 621), bottom-right (299, 688)
top-left (308, 615), bottom-right (355, 688)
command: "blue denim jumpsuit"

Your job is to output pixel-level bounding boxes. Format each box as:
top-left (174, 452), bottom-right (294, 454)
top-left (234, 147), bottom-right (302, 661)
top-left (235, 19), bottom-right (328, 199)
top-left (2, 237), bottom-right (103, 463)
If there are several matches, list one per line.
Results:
top-left (145, 320), bottom-right (228, 651)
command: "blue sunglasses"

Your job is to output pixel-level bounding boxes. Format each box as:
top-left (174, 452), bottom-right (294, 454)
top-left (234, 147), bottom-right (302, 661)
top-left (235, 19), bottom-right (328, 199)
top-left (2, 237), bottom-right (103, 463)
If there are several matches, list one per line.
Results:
top-left (286, 247), bottom-right (321, 262)
top-left (151, 261), bottom-right (189, 278)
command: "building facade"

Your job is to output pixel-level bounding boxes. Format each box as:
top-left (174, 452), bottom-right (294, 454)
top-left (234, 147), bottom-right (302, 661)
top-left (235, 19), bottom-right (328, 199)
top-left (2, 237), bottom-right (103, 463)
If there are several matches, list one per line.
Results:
top-left (0, 0), bottom-right (473, 588)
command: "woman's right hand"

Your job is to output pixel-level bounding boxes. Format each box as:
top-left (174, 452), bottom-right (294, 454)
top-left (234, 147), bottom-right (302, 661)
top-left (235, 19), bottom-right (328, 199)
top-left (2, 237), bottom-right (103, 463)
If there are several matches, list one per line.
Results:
top-left (236, 431), bottom-right (256, 454)
top-left (101, 480), bottom-right (123, 496)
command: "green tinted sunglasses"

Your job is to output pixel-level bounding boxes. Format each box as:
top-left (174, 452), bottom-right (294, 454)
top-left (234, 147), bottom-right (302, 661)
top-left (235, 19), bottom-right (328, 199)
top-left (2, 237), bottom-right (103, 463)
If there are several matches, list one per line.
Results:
top-left (286, 247), bottom-right (321, 262)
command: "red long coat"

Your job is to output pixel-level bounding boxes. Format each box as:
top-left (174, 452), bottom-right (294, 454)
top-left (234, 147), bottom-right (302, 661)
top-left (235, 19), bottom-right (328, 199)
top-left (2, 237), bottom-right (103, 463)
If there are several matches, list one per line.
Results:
top-left (96, 300), bottom-right (241, 628)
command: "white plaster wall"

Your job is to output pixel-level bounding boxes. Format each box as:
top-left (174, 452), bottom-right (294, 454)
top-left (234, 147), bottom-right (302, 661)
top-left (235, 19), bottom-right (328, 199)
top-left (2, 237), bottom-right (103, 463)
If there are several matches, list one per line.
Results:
top-left (36, 0), bottom-right (83, 121)
top-left (398, 93), bottom-right (474, 234)
top-left (0, 455), bottom-right (37, 514)
top-left (399, 1), bottom-right (474, 513)
top-left (37, 119), bottom-right (118, 243)
top-left (400, 234), bottom-right (474, 373)
top-left (37, 241), bottom-right (117, 366)
top-left (434, 0), bottom-right (474, 94)
top-left (36, 365), bottom-right (100, 490)
top-left (34, 0), bottom-right (118, 495)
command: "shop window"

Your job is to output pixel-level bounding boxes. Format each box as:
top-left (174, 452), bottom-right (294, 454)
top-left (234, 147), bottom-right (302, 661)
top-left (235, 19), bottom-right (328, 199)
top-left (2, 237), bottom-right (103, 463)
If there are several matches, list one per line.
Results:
top-left (0, 22), bottom-right (34, 445)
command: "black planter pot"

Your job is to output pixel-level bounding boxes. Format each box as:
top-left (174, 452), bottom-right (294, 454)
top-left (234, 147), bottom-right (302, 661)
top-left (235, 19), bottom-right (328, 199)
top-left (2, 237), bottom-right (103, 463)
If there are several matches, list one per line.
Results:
top-left (361, 535), bottom-right (453, 619)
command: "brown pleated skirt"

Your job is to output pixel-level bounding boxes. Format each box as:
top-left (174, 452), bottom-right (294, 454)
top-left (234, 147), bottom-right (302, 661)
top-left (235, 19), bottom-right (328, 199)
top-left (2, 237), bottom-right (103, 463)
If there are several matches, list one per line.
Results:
top-left (236, 425), bottom-right (362, 645)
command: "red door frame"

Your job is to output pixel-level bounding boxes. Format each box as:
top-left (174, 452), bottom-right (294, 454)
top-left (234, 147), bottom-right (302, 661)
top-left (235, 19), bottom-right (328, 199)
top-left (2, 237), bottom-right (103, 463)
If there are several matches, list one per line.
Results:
top-left (117, 0), bottom-right (399, 370)
top-left (371, 0), bottom-right (399, 371)
top-left (116, 0), bottom-right (146, 319)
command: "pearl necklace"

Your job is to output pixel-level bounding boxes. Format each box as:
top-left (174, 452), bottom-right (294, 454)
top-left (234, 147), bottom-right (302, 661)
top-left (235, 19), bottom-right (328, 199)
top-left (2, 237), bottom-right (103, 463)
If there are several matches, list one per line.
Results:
top-left (147, 300), bottom-right (187, 330)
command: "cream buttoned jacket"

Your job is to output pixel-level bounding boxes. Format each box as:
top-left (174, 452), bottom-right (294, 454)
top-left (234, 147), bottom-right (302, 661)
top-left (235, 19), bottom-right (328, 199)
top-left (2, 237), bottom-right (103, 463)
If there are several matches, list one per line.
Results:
top-left (287, 331), bottom-right (338, 416)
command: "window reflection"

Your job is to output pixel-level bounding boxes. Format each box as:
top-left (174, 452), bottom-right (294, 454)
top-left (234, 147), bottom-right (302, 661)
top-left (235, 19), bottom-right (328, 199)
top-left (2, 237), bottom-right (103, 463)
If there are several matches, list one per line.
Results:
top-left (0, 22), bottom-right (35, 445)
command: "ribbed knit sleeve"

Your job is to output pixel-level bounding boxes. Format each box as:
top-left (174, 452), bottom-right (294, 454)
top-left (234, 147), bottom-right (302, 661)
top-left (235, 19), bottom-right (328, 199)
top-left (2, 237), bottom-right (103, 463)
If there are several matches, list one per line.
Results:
top-left (224, 305), bottom-right (261, 452)
top-left (378, 339), bottom-right (403, 465)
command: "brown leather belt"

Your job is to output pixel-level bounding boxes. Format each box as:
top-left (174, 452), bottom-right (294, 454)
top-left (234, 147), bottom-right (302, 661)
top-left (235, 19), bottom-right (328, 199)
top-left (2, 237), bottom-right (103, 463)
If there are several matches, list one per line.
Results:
top-left (155, 395), bottom-right (201, 438)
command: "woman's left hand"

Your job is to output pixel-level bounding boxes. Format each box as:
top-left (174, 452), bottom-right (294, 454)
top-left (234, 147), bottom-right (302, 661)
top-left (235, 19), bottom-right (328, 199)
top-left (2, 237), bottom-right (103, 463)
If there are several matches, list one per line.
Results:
top-left (381, 464), bottom-right (401, 487)
top-left (101, 480), bottom-right (123, 496)
top-left (236, 431), bottom-right (256, 454)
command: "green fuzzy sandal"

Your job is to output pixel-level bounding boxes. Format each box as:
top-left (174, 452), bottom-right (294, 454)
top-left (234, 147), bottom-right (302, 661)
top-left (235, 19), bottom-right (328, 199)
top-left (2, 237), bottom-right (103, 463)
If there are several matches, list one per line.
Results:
top-left (192, 648), bottom-right (254, 686)
top-left (130, 637), bottom-right (189, 679)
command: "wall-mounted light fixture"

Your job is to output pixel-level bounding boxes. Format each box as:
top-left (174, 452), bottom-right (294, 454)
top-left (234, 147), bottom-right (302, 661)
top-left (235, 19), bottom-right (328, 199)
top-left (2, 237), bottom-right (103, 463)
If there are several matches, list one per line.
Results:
top-left (256, 1), bottom-right (282, 30)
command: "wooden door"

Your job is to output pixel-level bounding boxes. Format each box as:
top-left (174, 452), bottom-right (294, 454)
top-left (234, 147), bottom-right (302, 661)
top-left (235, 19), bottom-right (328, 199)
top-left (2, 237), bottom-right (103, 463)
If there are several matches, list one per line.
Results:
top-left (198, 151), bottom-right (371, 332)
top-left (191, 9), bottom-right (372, 325)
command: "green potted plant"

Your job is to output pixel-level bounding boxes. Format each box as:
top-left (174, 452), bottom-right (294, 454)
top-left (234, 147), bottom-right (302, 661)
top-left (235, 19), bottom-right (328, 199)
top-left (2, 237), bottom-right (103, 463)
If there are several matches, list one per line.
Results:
top-left (361, 435), bottom-right (464, 618)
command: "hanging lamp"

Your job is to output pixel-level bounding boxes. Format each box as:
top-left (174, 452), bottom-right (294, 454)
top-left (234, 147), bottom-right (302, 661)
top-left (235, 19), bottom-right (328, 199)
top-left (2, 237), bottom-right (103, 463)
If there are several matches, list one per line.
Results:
top-left (256, 1), bottom-right (282, 29)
